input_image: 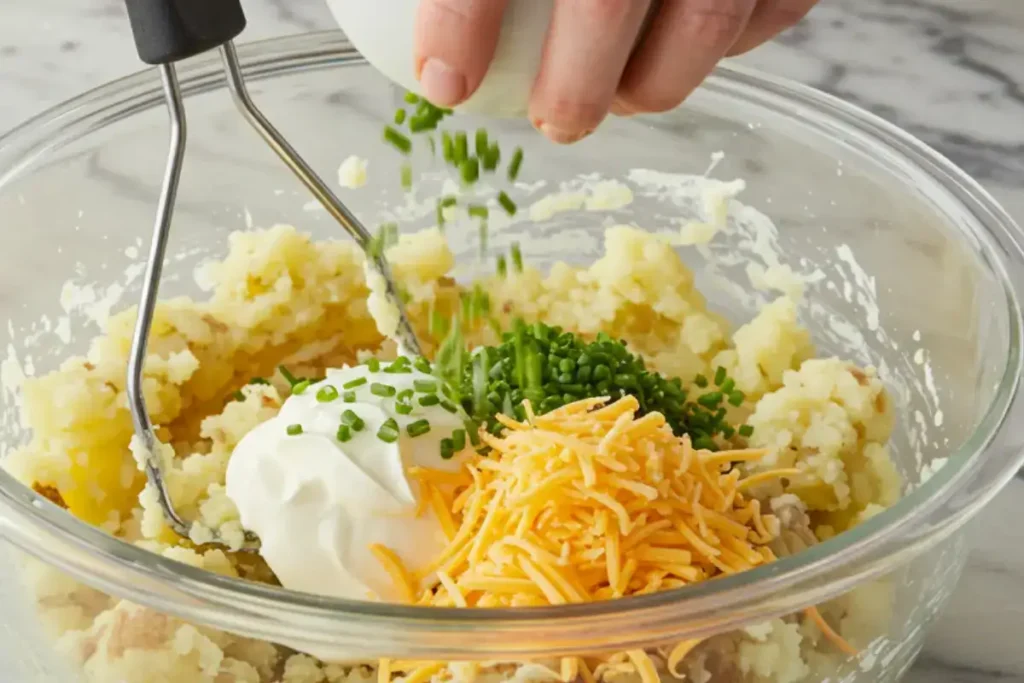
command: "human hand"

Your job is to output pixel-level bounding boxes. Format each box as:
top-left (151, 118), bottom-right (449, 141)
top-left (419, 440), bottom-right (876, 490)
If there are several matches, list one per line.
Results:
top-left (413, 0), bottom-right (818, 143)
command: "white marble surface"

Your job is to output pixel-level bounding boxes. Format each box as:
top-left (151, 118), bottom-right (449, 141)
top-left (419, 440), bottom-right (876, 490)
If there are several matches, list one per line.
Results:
top-left (1, 0), bottom-right (1023, 681)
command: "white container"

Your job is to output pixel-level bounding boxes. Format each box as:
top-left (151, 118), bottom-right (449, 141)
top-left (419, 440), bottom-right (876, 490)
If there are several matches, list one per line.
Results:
top-left (325, 0), bottom-right (555, 117)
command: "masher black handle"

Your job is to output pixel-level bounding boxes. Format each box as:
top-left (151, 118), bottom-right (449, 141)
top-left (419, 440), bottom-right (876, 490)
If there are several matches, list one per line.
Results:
top-left (125, 0), bottom-right (247, 65)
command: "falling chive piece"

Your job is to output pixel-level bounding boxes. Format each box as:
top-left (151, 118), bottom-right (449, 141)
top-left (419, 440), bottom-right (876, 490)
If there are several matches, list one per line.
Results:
top-left (419, 394), bottom-right (441, 407)
top-left (292, 380), bottom-right (311, 395)
top-left (414, 379), bottom-right (438, 393)
top-left (451, 429), bottom-right (467, 451)
top-left (468, 204), bottom-right (489, 219)
top-left (508, 147), bottom-right (524, 181)
top-left (496, 255), bottom-right (508, 278)
top-left (475, 129), bottom-right (489, 157)
top-left (510, 243), bottom-right (523, 273)
top-left (454, 132), bottom-right (468, 165)
top-left (714, 366), bottom-right (727, 386)
top-left (336, 424), bottom-right (352, 442)
top-left (440, 437), bottom-right (455, 460)
top-left (316, 385), bottom-right (339, 403)
top-left (407, 419), bottom-right (431, 437)
top-left (367, 358), bottom-right (381, 372)
top-left (497, 191), bottom-right (518, 217)
top-left (343, 377), bottom-right (367, 389)
top-left (394, 109), bottom-right (407, 125)
top-left (371, 383), bottom-right (397, 398)
top-left (383, 126), bottom-right (412, 155)
top-left (286, 423), bottom-right (303, 436)
top-left (460, 157), bottom-right (480, 185)
top-left (738, 424), bottom-right (754, 438)
top-left (401, 163), bottom-right (413, 191)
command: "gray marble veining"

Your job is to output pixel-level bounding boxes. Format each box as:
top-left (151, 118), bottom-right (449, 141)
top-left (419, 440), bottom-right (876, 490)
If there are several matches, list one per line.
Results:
top-left (1, 1), bottom-right (1023, 681)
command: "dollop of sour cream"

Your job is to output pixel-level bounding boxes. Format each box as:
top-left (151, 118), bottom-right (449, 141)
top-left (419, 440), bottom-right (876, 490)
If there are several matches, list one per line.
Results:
top-left (225, 362), bottom-right (465, 602)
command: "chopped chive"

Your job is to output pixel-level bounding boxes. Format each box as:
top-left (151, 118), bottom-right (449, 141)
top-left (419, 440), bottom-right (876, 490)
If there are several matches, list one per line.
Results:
top-left (316, 385), bottom-right (339, 403)
top-left (367, 358), bottom-right (381, 372)
top-left (419, 394), bottom-right (441, 407)
top-left (343, 391), bottom-right (356, 403)
top-left (714, 366), bottom-right (727, 386)
top-left (396, 402), bottom-right (414, 415)
top-left (409, 115), bottom-right (435, 133)
top-left (440, 438), bottom-right (455, 460)
top-left (460, 157), bottom-right (480, 185)
top-left (454, 132), bottom-right (468, 165)
top-left (698, 391), bottom-right (723, 408)
top-left (694, 374), bottom-right (709, 388)
top-left (342, 410), bottom-right (365, 431)
top-left (482, 143), bottom-right (501, 172)
top-left (451, 429), bottom-right (466, 451)
top-left (440, 195), bottom-right (458, 208)
top-left (440, 400), bottom-right (458, 414)
top-left (385, 357), bottom-right (412, 373)
top-left (292, 380), bottom-right (311, 395)
top-left (383, 126), bottom-right (412, 155)
top-left (442, 132), bottom-right (454, 163)
top-left (497, 191), bottom-right (518, 217)
top-left (510, 243), bottom-right (523, 272)
top-left (427, 136), bottom-right (436, 156)
top-left (465, 420), bottom-right (482, 446)
top-left (343, 377), bottom-right (367, 389)
top-left (468, 204), bottom-right (489, 219)
top-left (508, 147), bottom-right (524, 181)
top-left (336, 424), bottom-right (352, 442)
top-left (249, 377), bottom-right (270, 386)
top-left (738, 424), bottom-right (754, 438)
top-left (414, 356), bottom-right (432, 374)
top-left (414, 379), bottom-right (438, 393)
top-left (720, 378), bottom-right (736, 394)
top-left (397, 389), bottom-right (414, 403)
top-left (371, 383), bottom-right (397, 397)
top-left (496, 254), bottom-right (508, 277)
top-left (401, 163), bottom-right (413, 191)
top-left (278, 365), bottom-right (299, 387)
top-left (232, 390), bottom-right (245, 402)
top-left (475, 129), bottom-right (489, 157)
top-left (377, 418), bottom-right (400, 443)
top-left (404, 92), bottom-right (420, 104)
top-left (407, 419), bottom-right (431, 437)
top-left (286, 423), bottom-right (303, 436)
top-left (394, 109), bottom-right (407, 125)
top-left (479, 220), bottom-right (489, 255)
top-left (436, 202), bottom-right (446, 228)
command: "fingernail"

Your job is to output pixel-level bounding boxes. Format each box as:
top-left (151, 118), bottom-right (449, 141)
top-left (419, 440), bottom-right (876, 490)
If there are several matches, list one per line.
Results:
top-left (418, 58), bottom-right (467, 107)
top-left (610, 101), bottom-right (636, 117)
top-left (539, 123), bottom-right (593, 145)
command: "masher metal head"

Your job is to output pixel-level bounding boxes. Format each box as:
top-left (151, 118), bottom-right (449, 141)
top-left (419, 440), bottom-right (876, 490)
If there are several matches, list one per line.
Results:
top-left (123, 0), bottom-right (421, 550)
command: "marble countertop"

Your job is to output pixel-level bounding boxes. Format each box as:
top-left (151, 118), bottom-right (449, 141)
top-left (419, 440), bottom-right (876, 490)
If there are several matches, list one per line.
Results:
top-left (1, 1), bottom-right (1023, 681)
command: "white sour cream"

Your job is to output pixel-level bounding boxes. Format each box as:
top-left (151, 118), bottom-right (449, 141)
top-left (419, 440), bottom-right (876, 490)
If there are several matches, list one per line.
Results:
top-left (225, 362), bottom-right (465, 602)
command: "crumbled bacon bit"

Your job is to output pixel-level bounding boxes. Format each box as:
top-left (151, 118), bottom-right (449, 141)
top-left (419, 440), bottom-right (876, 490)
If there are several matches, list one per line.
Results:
top-left (32, 483), bottom-right (67, 509)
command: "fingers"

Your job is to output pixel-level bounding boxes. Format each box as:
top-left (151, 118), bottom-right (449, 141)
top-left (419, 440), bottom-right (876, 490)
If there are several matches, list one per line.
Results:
top-left (615, 0), bottom-right (755, 115)
top-left (414, 0), bottom-right (510, 107)
top-left (529, 0), bottom-right (653, 144)
top-left (727, 0), bottom-right (818, 56)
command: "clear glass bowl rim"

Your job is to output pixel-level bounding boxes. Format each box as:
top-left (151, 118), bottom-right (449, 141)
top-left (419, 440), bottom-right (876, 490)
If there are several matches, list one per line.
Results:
top-left (0, 32), bottom-right (1022, 656)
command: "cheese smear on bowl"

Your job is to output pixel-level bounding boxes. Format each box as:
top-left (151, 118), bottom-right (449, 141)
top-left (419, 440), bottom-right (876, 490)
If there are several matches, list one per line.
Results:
top-left (225, 364), bottom-right (464, 602)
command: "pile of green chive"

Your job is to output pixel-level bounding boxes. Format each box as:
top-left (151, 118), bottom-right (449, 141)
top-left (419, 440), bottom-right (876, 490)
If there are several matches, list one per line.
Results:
top-left (439, 320), bottom-right (751, 451)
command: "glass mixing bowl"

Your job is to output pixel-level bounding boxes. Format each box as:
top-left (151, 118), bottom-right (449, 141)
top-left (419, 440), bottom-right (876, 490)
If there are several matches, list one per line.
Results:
top-left (0, 32), bottom-right (1022, 683)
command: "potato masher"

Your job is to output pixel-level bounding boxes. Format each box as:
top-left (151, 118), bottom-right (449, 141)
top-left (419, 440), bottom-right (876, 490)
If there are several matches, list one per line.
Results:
top-left (123, 0), bottom-right (422, 549)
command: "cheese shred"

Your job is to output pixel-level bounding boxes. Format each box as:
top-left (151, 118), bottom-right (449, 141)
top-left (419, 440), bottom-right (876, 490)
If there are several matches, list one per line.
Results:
top-left (372, 397), bottom-right (851, 681)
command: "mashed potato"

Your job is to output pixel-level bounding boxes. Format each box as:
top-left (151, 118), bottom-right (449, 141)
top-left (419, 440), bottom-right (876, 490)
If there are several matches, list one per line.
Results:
top-left (6, 224), bottom-right (898, 683)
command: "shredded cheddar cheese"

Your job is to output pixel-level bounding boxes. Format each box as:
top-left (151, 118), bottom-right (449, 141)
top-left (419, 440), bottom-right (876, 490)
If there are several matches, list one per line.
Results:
top-left (370, 397), bottom-right (852, 681)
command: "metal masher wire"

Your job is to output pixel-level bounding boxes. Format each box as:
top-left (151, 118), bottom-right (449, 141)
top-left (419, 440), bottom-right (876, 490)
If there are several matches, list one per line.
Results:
top-left (124, 3), bottom-right (422, 549)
